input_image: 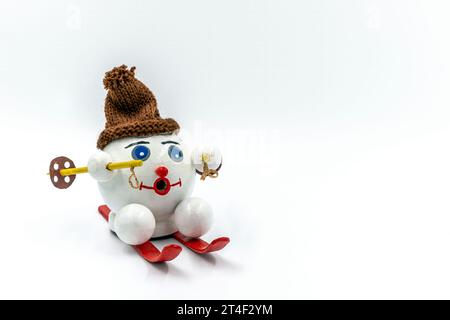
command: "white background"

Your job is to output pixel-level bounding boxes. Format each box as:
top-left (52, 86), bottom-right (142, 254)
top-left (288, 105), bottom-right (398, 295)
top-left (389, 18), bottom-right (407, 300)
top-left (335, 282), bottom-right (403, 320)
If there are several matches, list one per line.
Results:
top-left (0, 0), bottom-right (450, 299)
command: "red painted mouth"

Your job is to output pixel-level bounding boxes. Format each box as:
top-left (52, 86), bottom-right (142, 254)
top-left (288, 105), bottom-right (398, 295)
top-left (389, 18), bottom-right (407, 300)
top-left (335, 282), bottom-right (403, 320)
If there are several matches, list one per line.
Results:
top-left (139, 178), bottom-right (182, 196)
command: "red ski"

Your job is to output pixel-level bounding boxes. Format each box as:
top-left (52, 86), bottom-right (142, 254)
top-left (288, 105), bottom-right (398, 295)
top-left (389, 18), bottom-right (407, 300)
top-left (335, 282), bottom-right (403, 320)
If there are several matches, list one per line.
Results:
top-left (173, 232), bottom-right (230, 254)
top-left (98, 205), bottom-right (182, 263)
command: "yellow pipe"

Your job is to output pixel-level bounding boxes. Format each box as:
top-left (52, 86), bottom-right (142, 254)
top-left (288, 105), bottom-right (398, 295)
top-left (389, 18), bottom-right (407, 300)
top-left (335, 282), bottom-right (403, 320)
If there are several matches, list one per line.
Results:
top-left (107, 160), bottom-right (143, 171)
top-left (60, 166), bottom-right (88, 176)
top-left (59, 160), bottom-right (143, 177)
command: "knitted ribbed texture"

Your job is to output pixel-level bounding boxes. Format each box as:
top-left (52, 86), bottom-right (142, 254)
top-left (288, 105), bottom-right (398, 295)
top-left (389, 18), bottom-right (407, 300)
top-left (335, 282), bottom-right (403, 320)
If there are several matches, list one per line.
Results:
top-left (97, 65), bottom-right (179, 149)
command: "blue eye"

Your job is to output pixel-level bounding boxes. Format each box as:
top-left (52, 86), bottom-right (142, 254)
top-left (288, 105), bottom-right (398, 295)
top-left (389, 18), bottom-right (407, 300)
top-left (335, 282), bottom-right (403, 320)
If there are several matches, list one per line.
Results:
top-left (168, 145), bottom-right (184, 162)
top-left (132, 145), bottom-right (151, 161)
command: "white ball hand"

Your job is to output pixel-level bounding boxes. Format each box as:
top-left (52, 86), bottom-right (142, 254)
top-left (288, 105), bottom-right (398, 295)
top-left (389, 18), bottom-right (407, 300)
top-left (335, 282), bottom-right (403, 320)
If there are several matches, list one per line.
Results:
top-left (191, 146), bottom-right (222, 174)
top-left (87, 150), bottom-right (117, 182)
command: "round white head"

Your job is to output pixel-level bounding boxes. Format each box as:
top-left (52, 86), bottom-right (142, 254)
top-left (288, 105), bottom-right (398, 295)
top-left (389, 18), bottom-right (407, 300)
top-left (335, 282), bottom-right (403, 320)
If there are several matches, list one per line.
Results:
top-left (98, 133), bottom-right (196, 227)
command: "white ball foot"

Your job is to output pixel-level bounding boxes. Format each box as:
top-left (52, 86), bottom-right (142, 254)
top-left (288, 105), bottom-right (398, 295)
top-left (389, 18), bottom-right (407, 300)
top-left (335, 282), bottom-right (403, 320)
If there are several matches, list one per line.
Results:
top-left (174, 197), bottom-right (213, 238)
top-left (113, 204), bottom-right (155, 245)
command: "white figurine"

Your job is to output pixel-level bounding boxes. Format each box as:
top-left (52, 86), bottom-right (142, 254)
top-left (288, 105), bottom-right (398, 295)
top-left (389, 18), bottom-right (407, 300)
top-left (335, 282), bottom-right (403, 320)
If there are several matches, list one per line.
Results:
top-left (50, 65), bottom-right (229, 262)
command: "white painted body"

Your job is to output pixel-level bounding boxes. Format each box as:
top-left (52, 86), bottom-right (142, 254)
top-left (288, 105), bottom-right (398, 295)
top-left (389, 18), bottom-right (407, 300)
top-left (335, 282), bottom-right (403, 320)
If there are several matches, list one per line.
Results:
top-left (88, 133), bottom-right (221, 245)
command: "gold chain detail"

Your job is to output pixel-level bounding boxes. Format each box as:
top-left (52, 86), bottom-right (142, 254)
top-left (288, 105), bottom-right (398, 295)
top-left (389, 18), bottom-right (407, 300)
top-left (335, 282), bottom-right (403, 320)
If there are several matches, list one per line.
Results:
top-left (200, 153), bottom-right (219, 181)
top-left (128, 167), bottom-right (140, 189)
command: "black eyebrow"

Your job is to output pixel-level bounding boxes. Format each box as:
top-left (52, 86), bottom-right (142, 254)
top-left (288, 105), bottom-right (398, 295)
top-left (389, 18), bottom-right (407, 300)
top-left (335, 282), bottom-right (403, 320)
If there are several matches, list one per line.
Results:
top-left (161, 141), bottom-right (180, 145)
top-left (125, 141), bottom-right (150, 149)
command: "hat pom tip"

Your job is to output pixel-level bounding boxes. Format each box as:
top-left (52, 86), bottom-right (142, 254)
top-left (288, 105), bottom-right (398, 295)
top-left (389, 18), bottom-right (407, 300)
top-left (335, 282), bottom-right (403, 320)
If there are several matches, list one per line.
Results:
top-left (103, 64), bottom-right (136, 90)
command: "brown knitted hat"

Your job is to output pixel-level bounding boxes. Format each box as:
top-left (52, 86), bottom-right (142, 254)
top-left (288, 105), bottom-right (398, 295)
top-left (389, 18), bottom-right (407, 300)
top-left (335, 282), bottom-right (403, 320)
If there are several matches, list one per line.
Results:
top-left (97, 65), bottom-right (180, 149)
